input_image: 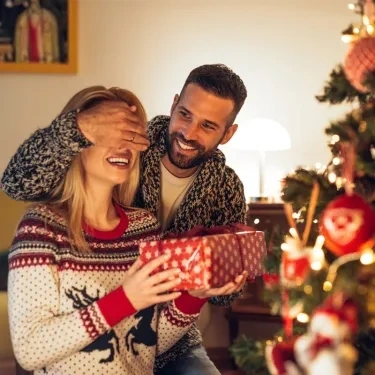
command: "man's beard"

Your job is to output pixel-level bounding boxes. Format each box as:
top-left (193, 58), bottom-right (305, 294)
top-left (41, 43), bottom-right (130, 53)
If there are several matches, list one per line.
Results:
top-left (165, 132), bottom-right (217, 170)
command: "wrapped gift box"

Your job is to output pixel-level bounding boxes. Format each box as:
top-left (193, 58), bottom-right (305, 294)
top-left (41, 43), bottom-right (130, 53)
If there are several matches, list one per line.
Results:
top-left (139, 224), bottom-right (267, 290)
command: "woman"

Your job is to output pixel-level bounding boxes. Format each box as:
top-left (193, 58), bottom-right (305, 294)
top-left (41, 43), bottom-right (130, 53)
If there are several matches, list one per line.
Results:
top-left (7, 86), bottom-right (208, 375)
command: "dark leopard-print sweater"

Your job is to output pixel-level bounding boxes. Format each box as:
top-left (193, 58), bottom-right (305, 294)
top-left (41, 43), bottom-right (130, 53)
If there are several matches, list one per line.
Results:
top-left (1, 110), bottom-right (247, 369)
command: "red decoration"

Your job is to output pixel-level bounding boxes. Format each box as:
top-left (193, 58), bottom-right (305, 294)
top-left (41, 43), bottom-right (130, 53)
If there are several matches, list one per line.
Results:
top-left (320, 193), bottom-right (375, 256)
top-left (281, 250), bottom-right (310, 286)
top-left (266, 293), bottom-right (359, 375)
top-left (344, 36), bottom-right (375, 93)
top-left (263, 273), bottom-right (280, 289)
top-left (265, 337), bottom-right (300, 375)
top-left (139, 224), bottom-right (267, 290)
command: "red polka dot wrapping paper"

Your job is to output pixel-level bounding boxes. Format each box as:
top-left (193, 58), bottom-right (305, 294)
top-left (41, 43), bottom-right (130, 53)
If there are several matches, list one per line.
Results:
top-left (139, 231), bottom-right (267, 290)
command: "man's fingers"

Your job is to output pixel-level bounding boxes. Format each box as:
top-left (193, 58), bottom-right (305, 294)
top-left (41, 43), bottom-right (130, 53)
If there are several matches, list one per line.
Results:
top-left (119, 130), bottom-right (149, 145)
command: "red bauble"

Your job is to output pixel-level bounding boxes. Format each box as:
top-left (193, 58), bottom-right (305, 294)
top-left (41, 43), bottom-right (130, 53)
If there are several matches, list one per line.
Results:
top-left (320, 193), bottom-right (375, 256)
top-left (281, 251), bottom-right (310, 286)
top-left (344, 36), bottom-right (375, 93)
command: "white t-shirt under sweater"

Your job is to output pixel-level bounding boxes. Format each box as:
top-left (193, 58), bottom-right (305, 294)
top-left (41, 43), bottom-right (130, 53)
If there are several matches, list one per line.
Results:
top-left (159, 162), bottom-right (199, 230)
top-left (8, 203), bottom-right (206, 375)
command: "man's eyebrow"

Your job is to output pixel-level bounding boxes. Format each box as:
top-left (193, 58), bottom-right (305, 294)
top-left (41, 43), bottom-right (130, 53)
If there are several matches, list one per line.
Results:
top-left (178, 106), bottom-right (219, 128)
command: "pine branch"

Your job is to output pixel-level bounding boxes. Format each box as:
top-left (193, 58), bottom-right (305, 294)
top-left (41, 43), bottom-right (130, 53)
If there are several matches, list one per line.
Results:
top-left (315, 65), bottom-right (370, 105)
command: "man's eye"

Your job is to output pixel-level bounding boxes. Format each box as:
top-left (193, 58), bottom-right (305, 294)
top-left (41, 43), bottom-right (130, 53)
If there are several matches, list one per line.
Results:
top-left (202, 123), bottom-right (214, 130)
top-left (180, 111), bottom-right (189, 118)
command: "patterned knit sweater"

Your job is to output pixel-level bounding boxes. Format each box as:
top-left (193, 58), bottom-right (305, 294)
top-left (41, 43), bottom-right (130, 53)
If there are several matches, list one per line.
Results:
top-left (1, 110), bottom-right (247, 369)
top-left (8, 204), bottom-right (206, 375)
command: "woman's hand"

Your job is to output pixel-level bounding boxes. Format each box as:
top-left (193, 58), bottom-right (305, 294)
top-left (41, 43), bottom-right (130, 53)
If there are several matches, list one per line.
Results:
top-left (123, 255), bottom-right (182, 310)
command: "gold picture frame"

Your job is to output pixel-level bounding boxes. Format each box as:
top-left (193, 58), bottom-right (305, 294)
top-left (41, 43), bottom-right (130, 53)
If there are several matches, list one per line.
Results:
top-left (0, 0), bottom-right (78, 74)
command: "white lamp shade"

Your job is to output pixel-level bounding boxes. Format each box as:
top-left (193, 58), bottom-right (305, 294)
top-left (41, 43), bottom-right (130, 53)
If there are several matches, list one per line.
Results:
top-left (226, 117), bottom-right (291, 152)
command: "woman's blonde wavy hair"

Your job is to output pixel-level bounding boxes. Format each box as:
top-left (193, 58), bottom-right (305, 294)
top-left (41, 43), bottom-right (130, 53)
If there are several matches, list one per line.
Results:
top-left (48, 86), bottom-right (147, 252)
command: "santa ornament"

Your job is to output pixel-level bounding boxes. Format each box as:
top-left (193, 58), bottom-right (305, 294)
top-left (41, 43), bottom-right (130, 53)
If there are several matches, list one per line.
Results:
top-left (320, 143), bottom-right (375, 257)
top-left (265, 292), bottom-right (359, 375)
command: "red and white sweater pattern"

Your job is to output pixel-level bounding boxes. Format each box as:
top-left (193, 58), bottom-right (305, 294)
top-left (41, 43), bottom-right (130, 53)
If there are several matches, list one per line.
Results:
top-left (8, 204), bottom-right (206, 375)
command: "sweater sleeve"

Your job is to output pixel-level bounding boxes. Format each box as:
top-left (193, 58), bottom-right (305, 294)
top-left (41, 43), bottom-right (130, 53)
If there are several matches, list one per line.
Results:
top-left (8, 216), bottom-right (136, 371)
top-left (156, 292), bottom-right (208, 355)
top-left (0, 110), bottom-right (92, 202)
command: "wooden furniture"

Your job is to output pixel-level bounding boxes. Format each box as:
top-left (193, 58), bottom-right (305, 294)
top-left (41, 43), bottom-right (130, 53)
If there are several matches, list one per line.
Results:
top-left (227, 202), bottom-right (289, 346)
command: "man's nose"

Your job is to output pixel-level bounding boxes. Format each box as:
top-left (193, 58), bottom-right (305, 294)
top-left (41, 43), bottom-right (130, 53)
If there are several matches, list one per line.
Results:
top-left (181, 121), bottom-right (199, 140)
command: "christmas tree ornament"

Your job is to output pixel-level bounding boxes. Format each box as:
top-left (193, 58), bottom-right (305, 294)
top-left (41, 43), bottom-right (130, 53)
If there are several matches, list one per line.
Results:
top-left (320, 192), bottom-right (375, 256)
top-left (263, 273), bottom-right (280, 289)
top-left (344, 36), bottom-right (375, 92)
top-left (320, 143), bottom-right (375, 257)
top-left (343, 0), bottom-right (375, 92)
top-left (266, 292), bottom-right (359, 375)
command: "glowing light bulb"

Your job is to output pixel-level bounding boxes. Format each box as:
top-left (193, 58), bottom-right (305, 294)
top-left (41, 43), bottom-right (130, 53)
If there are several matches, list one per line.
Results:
top-left (281, 243), bottom-right (289, 251)
top-left (323, 281), bottom-right (332, 292)
top-left (297, 313), bottom-right (309, 323)
top-left (254, 218), bottom-right (260, 224)
top-left (328, 172), bottom-right (337, 183)
top-left (348, 3), bottom-right (355, 10)
top-left (331, 135), bottom-right (340, 143)
top-left (360, 249), bottom-right (374, 265)
top-left (333, 157), bottom-right (341, 165)
top-left (311, 261), bottom-right (323, 271)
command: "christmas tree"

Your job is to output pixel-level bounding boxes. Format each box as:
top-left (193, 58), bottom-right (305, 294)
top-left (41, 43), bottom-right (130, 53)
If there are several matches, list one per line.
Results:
top-left (229, 1), bottom-right (375, 374)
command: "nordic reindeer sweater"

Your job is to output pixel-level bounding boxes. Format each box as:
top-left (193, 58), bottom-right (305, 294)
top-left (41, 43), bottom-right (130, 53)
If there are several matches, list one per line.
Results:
top-left (1, 111), bottom-right (247, 368)
top-left (8, 204), bottom-right (206, 375)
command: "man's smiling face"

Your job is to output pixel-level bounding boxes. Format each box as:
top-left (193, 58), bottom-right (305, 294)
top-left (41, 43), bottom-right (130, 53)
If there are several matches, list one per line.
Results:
top-left (166, 83), bottom-right (238, 172)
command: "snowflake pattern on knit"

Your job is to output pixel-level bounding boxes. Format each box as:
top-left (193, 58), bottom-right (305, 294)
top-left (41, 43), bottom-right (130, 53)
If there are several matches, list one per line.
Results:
top-left (8, 205), bottom-right (202, 375)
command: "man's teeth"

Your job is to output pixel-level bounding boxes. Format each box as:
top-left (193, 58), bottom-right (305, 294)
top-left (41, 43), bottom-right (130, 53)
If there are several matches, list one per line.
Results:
top-left (107, 157), bottom-right (129, 165)
top-left (177, 140), bottom-right (195, 150)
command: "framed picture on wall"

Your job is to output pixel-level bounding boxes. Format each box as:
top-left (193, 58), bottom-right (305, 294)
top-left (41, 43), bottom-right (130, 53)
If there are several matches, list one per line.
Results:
top-left (0, 0), bottom-right (77, 73)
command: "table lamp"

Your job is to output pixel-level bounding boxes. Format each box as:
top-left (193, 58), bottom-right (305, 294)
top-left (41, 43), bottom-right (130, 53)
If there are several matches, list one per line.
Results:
top-left (226, 117), bottom-right (291, 201)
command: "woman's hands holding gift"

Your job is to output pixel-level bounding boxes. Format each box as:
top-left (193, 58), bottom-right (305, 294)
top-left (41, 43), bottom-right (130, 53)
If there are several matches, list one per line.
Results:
top-left (187, 271), bottom-right (247, 298)
top-left (122, 254), bottom-right (182, 310)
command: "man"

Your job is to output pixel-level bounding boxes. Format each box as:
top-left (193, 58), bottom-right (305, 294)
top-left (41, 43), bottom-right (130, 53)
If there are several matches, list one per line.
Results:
top-left (1, 64), bottom-right (248, 374)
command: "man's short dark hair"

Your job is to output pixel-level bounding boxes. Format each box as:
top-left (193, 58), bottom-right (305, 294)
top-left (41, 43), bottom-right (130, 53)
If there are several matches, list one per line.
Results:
top-left (181, 64), bottom-right (247, 124)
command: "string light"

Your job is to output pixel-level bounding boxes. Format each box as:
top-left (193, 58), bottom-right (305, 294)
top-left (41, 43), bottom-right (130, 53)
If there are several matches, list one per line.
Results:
top-left (332, 157), bottom-right (341, 165)
top-left (304, 285), bottom-right (312, 294)
top-left (281, 242), bottom-right (289, 251)
top-left (348, 3), bottom-right (355, 10)
top-left (315, 162), bottom-right (322, 170)
top-left (323, 280), bottom-right (333, 292)
top-left (297, 313), bottom-right (310, 323)
top-left (253, 218), bottom-right (260, 225)
top-left (328, 172), bottom-right (337, 183)
top-left (331, 134), bottom-right (340, 144)
top-left (360, 248), bottom-right (375, 265)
